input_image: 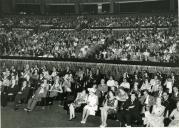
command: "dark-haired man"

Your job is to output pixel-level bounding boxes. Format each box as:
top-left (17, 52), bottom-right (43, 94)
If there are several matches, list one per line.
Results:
top-left (14, 80), bottom-right (30, 110)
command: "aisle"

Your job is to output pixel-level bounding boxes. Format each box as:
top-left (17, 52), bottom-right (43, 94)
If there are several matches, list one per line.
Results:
top-left (1, 102), bottom-right (120, 128)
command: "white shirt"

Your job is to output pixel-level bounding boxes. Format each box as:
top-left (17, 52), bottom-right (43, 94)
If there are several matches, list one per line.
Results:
top-left (11, 79), bottom-right (16, 88)
top-left (120, 82), bottom-right (130, 89)
top-left (166, 81), bottom-right (173, 93)
top-left (107, 80), bottom-right (115, 87)
top-left (145, 95), bottom-right (149, 105)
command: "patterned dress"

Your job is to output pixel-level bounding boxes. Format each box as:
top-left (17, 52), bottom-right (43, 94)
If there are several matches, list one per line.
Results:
top-left (107, 98), bottom-right (117, 114)
top-left (72, 93), bottom-right (88, 108)
top-left (144, 104), bottom-right (165, 127)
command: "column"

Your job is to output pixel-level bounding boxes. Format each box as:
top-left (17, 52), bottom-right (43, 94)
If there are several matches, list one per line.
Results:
top-left (1, 0), bottom-right (11, 14)
top-left (115, 3), bottom-right (120, 14)
top-left (75, 1), bottom-right (80, 14)
top-left (110, 0), bottom-right (114, 14)
top-left (178, 0), bottom-right (179, 34)
top-left (40, 0), bottom-right (46, 15)
top-left (0, 0), bottom-right (2, 14)
top-left (97, 4), bottom-right (102, 14)
top-left (79, 4), bottom-right (84, 14)
top-left (170, 0), bottom-right (175, 12)
top-left (12, 0), bottom-right (16, 13)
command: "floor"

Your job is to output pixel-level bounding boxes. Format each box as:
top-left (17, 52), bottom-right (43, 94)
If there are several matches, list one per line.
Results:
top-left (1, 101), bottom-right (120, 128)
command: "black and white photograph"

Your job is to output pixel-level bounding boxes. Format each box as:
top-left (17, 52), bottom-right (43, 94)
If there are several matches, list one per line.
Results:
top-left (0, 0), bottom-right (179, 128)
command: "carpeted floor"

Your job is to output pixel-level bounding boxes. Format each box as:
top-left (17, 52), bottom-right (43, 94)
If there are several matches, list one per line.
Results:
top-left (1, 101), bottom-right (120, 128)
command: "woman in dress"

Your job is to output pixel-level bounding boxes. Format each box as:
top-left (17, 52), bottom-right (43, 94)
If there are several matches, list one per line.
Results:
top-left (97, 79), bottom-right (108, 106)
top-left (49, 76), bottom-right (63, 98)
top-left (169, 101), bottom-right (179, 127)
top-left (81, 88), bottom-right (98, 124)
top-left (143, 97), bottom-right (165, 127)
top-left (115, 87), bottom-right (128, 102)
top-left (100, 90), bottom-right (118, 128)
top-left (68, 89), bottom-right (88, 120)
top-left (62, 73), bottom-right (72, 93)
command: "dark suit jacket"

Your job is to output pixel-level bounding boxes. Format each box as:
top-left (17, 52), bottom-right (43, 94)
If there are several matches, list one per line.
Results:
top-left (18, 86), bottom-right (30, 99)
top-left (170, 93), bottom-right (179, 109)
top-left (171, 93), bottom-right (179, 102)
top-left (162, 98), bottom-right (173, 116)
top-left (8, 84), bottom-right (21, 94)
top-left (153, 91), bottom-right (163, 98)
top-left (123, 99), bottom-right (141, 113)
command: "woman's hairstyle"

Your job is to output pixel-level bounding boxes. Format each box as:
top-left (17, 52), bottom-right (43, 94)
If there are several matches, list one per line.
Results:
top-left (131, 92), bottom-right (137, 97)
top-left (162, 91), bottom-right (169, 96)
top-left (107, 90), bottom-right (115, 99)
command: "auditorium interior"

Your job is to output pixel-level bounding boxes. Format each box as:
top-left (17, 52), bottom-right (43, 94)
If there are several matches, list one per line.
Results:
top-left (0, 0), bottom-right (179, 128)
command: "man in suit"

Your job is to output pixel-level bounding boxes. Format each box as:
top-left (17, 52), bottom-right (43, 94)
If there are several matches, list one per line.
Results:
top-left (7, 75), bottom-right (21, 102)
top-left (139, 89), bottom-right (156, 113)
top-left (162, 92), bottom-right (173, 116)
top-left (14, 80), bottom-right (30, 110)
top-left (171, 86), bottom-right (179, 110)
top-left (153, 85), bottom-right (164, 98)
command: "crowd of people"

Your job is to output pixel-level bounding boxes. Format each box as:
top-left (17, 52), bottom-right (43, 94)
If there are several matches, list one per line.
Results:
top-left (1, 64), bottom-right (179, 127)
top-left (0, 14), bottom-right (178, 63)
top-left (0, 28), bottom-right (108, 58)
top-left (0, 15), bottom-right (82, 28)
top-left (89, 15), bottom-right (177, 28)
top-left (95, 28), bottom-right (178, 63)
top-left (0, 15), bottom-right (177, 28)
top-left (1, 26), bottom-right (178, 63)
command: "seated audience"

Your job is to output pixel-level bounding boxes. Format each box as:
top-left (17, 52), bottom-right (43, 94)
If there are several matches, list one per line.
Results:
top-left (0, 63), bottom-right (178, 127)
